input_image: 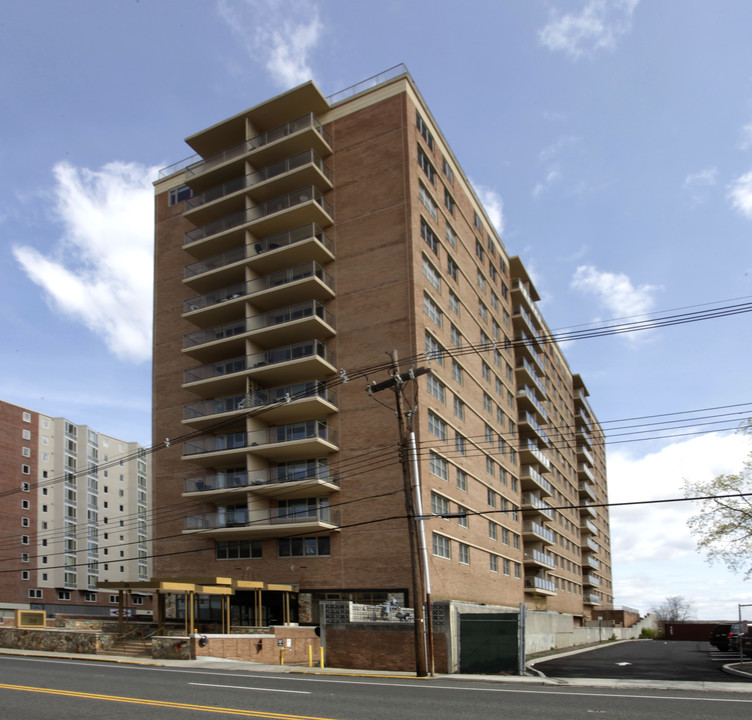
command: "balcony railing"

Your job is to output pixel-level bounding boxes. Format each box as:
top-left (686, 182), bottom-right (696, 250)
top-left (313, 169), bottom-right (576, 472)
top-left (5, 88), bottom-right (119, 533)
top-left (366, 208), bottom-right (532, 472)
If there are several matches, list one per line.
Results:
top-left (516, 357), bottom-right (547, 397)
top-left (184, 462), bottom-right (337, 493)
top-left (584, 593), bottom-right (601, 604)
top-left (184, 113), bottom-right (331, 180)
top-left (522, 521), bottom-right (555, 543)
top-left (520, 411), bottom-right (550, 445)
top-left (522, 440), bottom-right (552, 471)
top-left (512, 278), bottom-right (544, 328)
top-left (184, 505), bottom-right (340, 531)
top-left (523, 548), bottom-right (556, 568)
top-left (184, 187), bottom-right (333, 246)
top-left (516, 387), bottom-right (548, 422)
top-left (585, 537), bottom-right (600, 553)
top-left (185, 149), bottom-right (332, 210)
top-left (183, 420), bottom-right (337, 456)
top-left (182, 301), bottom-right (334, 349)
top-left (524, 576), bottom-right (556, 593)
top-left (578, 463), bottom-right (595, 483)
top-left (583, 573), bottom-right (601, 587)
top-left (183, 381), bottom-right (336, 420)
top-left (520, 466), bottom-right (554, 496)
top-left (522, 493), bottom-right (554, 520)
top-left (583, 554), bottom-right (601, 570)
top-left (581, 518), bottom-right (599, 535)
top-left (183, 340), bottom-right (335, 385)
top-left (579, 481), bottom-right (597, 502)
top-left (183, 224), bottom-right (334, 279)
top-left (578, 445), bottom-right (595, 466)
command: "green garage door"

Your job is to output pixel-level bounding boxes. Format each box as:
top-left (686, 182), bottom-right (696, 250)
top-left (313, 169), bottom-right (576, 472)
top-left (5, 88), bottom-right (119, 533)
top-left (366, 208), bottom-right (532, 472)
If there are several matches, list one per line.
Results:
top-left (459, 613), bottom-right (519, 674)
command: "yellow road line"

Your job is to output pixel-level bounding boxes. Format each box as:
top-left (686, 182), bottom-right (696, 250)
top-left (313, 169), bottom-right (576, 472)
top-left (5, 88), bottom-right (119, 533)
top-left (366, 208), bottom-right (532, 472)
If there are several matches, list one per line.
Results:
top-left (0, 683), bottom-right (338, 719)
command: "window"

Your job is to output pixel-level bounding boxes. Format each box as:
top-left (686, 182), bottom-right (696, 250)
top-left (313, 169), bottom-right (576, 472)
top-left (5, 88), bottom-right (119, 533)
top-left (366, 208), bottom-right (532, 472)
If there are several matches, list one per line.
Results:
top-left (425, 332), bottom-right (444, 365)
top-left (109, 595), bottom-right (119, 603)
top-left (416, 111), bottom-right (434, 150)
top-left (422, 256), bottom-right (441, 292)
top-left (455, 433), bottom-right (466, 456)
top-left (448, 290), bottom-right (460, 314)
top-left (514, 562), bottom-right (521, 579)
top-left (473, 210), bottom-right (483, 233)
top-left (29, 589), bottom-right (42, 599)
top-left (487, 489), bottom-right (496, 507)
top-left (458, 543), bottom-right (470, 564)
top-left (476, 270), bottom-right (486, 293)
top-left (457, 505), bottom-right (468, 528)
top-left (431, 492), bottom-right (449, 516)
top-left (478, 301), bottom-right (488, 322)
top-left (456, 469), bottom-right (467, 492)
top-left (21, 481), bottom-right (30, 491)
top-left (21, 517), bottom-right (29, 527)
top-left (452, 360), bottom-right (463, 385)
top-left (132, 596), bottom-right (144, 605)
top-left (475, 239), bottom-right (485, 262)
top-left (22, 447), bottom-right (30, 457)
top-left (278, 536), bottom-right (330, 557)
top-left (450, 324), bottom-right (462, 348)
top-left (489, 521), bottom-right (498, 540)
top-left (84, 593), bottom-right (97, 602)
top-left (486, 456), bottom-right (496, 477)
top-left (453, 395), bottom-right (465, 420)
top-left (445, 224), bottom-right (457, 249)
top-left (21, 499), bottom-right (30, 510)
top-left (444, 188), bottom-right (455, 215)
top-left (424, 294), bottom-right (443, 328)
top-left (428, 412), bottom-right (447, 440)
top-left (418, 145), bottom-right (436, 184)
top-left (21, 535), bottom-right (29, 545)
top-left (490, 554), bottom-right (499, 573)
top-left (57, 591), bottom-right (71, 601)
top-left (432, 533), bottom-right (451, 559)
top-left (429, 452), bottom-right (448, 481)
top-left (168, 184), bottom-right (194, 205)
top-left (217, 540), bottom-right (262, 559)
top-left (22, 465), bottom-right (30, 475)
top-left (447, 257), bottom-right (458, 281)
top-left (419, 184), bottom-right (438, 221)
top-left (502, 527), bottom-right (510, 545)
top-left (420, 217), bottom-right (439, 255)
top-left (503, 558), bottom-right (511, 576)
top-left (442, 156), bottom-right (454, 184)
top-left (22, 429), bottom-right (31, 440)
top-left (482, 362), bottom-right (491, 382)
top-left (483, 392), bottom-right (493, 413)
top-left (426, 374), bottom-right (446, 403)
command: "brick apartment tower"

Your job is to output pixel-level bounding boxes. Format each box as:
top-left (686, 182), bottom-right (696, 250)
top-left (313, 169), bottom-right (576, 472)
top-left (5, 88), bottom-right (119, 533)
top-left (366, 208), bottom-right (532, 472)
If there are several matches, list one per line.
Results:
top-left (153, 67), bottom-right (612, 624)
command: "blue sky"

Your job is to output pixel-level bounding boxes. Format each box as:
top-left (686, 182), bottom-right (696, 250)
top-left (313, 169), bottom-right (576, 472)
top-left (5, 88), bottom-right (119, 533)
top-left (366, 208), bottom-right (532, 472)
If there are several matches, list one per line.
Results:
top-left (2, 0), bottom-right (751, 619)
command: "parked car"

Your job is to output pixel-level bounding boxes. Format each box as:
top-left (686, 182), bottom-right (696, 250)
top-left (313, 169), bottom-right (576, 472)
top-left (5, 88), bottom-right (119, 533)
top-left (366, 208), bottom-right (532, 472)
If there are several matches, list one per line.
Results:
top-left (740, 631), bottom-right (752, 658)
top-left (709, 622), bottom-right (749, 651)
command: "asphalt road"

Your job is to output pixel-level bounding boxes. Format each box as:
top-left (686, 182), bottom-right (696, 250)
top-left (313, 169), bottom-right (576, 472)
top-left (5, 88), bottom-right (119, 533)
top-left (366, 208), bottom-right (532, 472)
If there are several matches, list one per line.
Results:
top-left (531, 639), bottom-right (751, 682)
top-left (1, 653), bottom-right (752, 720)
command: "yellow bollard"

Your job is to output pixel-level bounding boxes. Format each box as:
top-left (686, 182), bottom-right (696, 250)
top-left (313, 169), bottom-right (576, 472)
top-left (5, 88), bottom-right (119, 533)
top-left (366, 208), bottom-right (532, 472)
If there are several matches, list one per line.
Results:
top-left (320, 646), bottom-right (325, 669)
top-left (280, 649), bottom-right (285, 666)
top-left (308, 645), bottom-right (313, 667)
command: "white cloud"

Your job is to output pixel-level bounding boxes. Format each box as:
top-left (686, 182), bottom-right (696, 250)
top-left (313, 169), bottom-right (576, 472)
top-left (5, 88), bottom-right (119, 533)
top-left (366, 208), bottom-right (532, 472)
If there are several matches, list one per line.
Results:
top-left (217, 0), bottom-right (322, 89)
top-left (12, 161), bottom-right (157, 363)
top-left (608, 432), bottom-right (751, 616)
top-left (533, 166), bottom-right (562, 197)
top-left (571, 265), bottom-right (659, 318)
top-left (682, 167), bottom-right (717, 203)
top-left (471, 181), bottom-right (505, 235)
top-left (728, 170), bottom-right (752, 219)
top-left (740, 122), bottom-right (752, 150)
top-left (538, 0), bottom-right (639, 60)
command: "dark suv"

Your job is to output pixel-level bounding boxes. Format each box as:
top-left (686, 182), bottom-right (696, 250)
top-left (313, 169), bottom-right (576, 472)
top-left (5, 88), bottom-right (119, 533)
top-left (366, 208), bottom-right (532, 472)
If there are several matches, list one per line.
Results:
top-left (709, 622), bottom-right (749, 652)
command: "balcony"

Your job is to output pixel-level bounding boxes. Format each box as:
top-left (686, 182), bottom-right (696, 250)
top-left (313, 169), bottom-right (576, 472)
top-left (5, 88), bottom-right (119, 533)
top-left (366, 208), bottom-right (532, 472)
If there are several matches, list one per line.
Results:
top-left (522, 521), bottom-right (555, 545)
top-left (521, 493), bottom-right (554, 520)
top-left (583, 553), bottom-right (601, 570)
top-left (523, 548), bottom-right (556, 569)
top-left (182, 420), bottom-right (338, 465)
top-left (580, 518), bottom-right (599, 536)
top-left (183, 224), bottom-right (334, 292)
top-left (581, 501), bottom-right (598, 519)
top-left (182, 381), bottom-right (337, 429)
top-left (585, 537), bottom-right (600, 553)
top-left (516, 386), bottom-right (548, 423)
top-left (577, 446), bottom-right (595, 467)
top-left (583, 573), bottom-right (601, 587)
top-left (513, 306), bottom-right (543, 349)
top-left (182, 300), bottom-right (335, 362)
top-left (578, 462), bottom-right (595, 483)
top-left (578, 481), bottom-right (597, 502)
top-left (512, 278), bottom-right (544, 329)
top-left (184, 264), bottom-right (335, 322)
top-left (183, 462), bottom-right (338, 500)
top-left (184, 505), bottom-right (340, 539)
top-left (584, 593), bottom-right (601, 605)
top-left (576, 422), bottom-right (593, 449)
top-left (519, 411), bottom-right (550, 446)
top-left (515, 333), bottom-right (544, 372)
top-left (520, 465), bottom-right (554, 497)
top-left (515, 357), bottom-right (547, 399)
top-left (184, 187), bottom-right (334, 257)
top-left (576, 410), bottom-right (593, 434)
top-left (185, 113), bottom-right (332, 188)
top-left (184, 150), bottom-right (333, 225)
top-left (519, 440), bottom-right (552, 473)
top-left (182, 340), bottom-right (336, 395)
top-left (524, 576), bottom-right (556, 595)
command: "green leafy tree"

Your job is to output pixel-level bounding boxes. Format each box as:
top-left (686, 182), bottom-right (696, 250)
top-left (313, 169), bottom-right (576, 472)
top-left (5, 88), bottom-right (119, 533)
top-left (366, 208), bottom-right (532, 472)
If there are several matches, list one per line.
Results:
top-left (683, 422), bottom-right (752, 578)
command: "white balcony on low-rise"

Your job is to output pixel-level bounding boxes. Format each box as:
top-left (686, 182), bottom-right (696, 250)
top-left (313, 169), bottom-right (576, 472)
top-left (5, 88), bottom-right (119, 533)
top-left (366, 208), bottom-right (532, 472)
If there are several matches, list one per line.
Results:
top-left (522, 520), bottom-right (555, 545)
top-left (524, 576), bottom-right (556, 595)
top-left (584, 593), bottom-right (601, 605)
top-left (523, 548), bottom-right (556, 568)
top-left (583, 573), bottom-right (601, 587)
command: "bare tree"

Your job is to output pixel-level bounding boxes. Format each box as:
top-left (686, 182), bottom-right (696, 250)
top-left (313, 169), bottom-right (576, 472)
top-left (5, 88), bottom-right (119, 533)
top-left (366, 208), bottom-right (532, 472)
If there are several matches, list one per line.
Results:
top-left (651, 595), bottom-right (695, 624)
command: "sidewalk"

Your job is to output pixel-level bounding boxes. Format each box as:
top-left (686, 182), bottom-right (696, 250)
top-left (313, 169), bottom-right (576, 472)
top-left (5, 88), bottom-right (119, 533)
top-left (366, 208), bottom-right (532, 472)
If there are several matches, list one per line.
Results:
top-left (1, 646), bottom-right (751, 692)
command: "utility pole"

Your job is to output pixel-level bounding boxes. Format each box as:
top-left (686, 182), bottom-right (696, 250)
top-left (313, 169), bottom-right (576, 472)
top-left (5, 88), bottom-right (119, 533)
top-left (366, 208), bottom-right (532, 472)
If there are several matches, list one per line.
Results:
top-left (368, 350), bottom-right (431, 677)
